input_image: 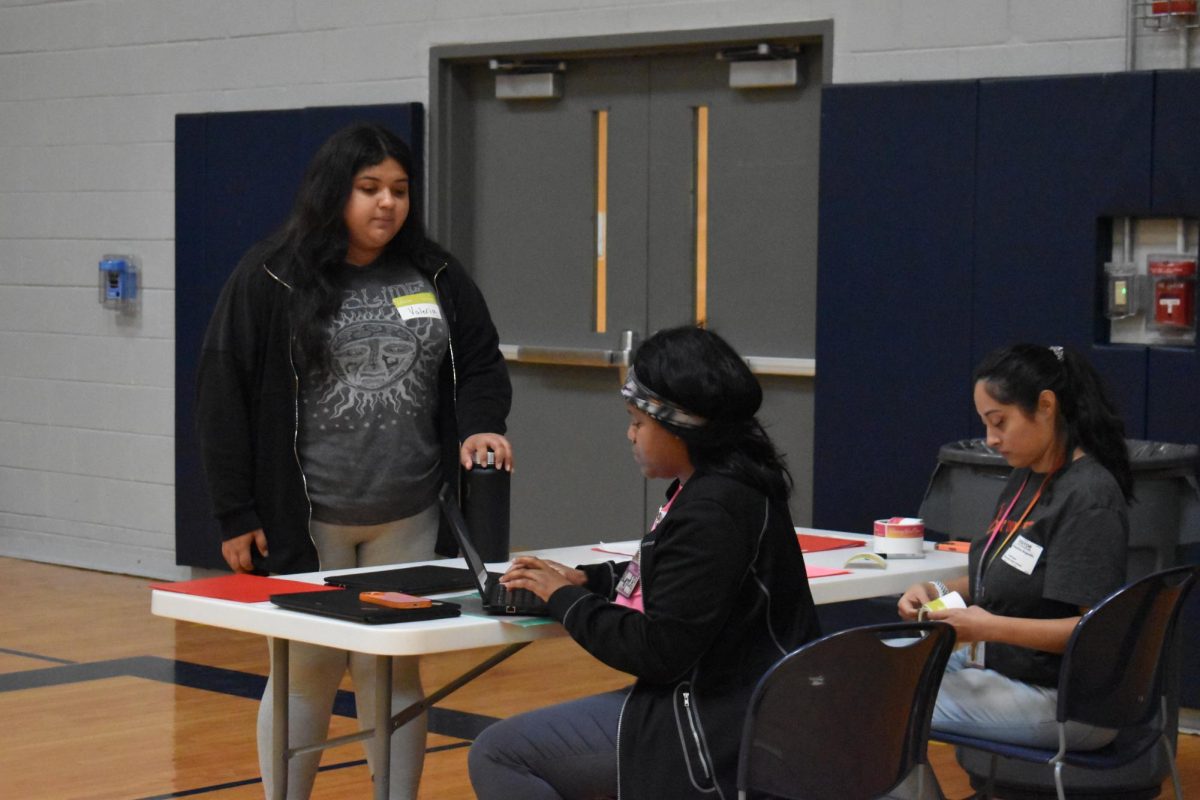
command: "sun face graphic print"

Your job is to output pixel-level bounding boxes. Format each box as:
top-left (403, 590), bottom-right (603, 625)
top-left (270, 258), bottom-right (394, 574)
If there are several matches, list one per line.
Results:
top-left (327, 320), bottom-right (418, 407)
top-left (310, 279), bottom-right (445, 428)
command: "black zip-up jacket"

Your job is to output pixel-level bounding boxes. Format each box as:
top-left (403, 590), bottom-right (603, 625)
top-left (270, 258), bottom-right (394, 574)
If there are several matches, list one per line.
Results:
top-left (547, 473), bottom-right (821, 799)
top-left (195, 239), bottom-right (511, 574)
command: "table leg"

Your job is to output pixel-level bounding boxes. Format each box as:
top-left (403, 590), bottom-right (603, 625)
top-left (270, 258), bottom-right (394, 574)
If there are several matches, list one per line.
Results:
top-left (270, 642), bottom-right (529, 798)
top-left (374, 654), bottom-right (391, 800)
top-left (272, 637), bottom-right (289, 800)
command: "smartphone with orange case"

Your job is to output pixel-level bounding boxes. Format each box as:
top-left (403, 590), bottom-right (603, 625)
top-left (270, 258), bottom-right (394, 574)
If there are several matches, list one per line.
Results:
top-left (359, 591), bottom-right (433, 609)
top-left (935, 540), bottom-right (971, 553)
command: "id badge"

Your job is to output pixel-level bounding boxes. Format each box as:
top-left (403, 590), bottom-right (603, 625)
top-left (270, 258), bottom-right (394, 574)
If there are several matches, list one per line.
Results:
top-left (1001, 535), bottom-right (1043, 575)
top-left (616, 556), bottom-right (641, 598)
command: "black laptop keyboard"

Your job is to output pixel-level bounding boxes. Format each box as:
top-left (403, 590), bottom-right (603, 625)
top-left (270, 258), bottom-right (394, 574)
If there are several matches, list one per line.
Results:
top-left (488, 584), bottom-right (544, 612)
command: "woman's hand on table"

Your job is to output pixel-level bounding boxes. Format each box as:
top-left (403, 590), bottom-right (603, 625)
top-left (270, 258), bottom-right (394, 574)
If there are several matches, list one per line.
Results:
top-left (500, 556), bottom-right (585, 602)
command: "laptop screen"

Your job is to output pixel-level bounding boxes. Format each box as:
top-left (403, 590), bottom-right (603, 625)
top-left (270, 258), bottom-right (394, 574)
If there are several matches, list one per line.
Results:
top-left (438, 484), bottom-right (492, 591)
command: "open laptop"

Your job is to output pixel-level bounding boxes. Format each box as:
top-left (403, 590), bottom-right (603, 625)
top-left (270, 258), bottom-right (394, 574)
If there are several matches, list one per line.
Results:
top-left (438, 484), bottom-right (550, 617)
top-left (323, 564), bottom-right (488, 595)
top-left (269, 588), bottom-right (460, 624)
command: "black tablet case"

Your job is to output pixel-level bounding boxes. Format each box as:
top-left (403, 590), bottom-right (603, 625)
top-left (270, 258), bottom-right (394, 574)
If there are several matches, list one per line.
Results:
top-left (270, 589), bottom-right (461, 624)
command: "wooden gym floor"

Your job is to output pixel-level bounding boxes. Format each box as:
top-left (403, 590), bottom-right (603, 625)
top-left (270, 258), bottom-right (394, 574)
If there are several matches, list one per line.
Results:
top-left (1, 556), bottom-right (1194, 799)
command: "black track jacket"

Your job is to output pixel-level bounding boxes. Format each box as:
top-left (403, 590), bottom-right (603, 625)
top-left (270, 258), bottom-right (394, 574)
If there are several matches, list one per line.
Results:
top-left (195, 240), bottom-right (511, 574)
top-left (547, 473), bottom-right (821, 799)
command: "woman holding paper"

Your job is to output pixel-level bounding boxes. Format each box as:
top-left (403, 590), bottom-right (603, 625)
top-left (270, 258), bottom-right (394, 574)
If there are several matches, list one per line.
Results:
top-left (467, 326), bottom-right (821, 800)
top-left (898, 343), bottom-right (1132, 751)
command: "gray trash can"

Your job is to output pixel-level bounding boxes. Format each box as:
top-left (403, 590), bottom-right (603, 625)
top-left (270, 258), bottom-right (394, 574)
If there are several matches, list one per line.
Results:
top-left (919, 439), bottom-right (1199, 581)
top-left (918, 439), bottom-right (1010, 542)
top-left (918, 438), bottom-right (1199, 799)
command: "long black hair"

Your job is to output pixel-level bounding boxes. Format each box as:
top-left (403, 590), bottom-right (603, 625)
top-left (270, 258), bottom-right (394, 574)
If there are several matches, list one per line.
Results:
top-left (630, 326), bottom-right (792, 505)
top-left (973, 343), bottom-right (1133, 501)
top-left (270, 122), bottom-right (441, 377)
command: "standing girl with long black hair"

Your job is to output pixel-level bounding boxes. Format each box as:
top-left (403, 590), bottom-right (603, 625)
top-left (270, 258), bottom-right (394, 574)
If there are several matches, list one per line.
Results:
top-left (196, 122), bottom-right (512, 799)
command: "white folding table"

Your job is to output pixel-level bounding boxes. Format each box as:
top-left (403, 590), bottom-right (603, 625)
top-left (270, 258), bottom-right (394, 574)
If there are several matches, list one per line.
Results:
top-left (152, 530), bottom-right (966, 800)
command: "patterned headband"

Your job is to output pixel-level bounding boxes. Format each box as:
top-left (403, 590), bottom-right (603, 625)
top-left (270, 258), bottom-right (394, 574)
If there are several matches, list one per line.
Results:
top-left (620, 367), bottom-right (707, 429)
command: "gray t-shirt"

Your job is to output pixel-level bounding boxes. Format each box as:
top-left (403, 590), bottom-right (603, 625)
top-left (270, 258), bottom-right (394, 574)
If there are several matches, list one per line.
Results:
top-left (968, 455), bottom-right (1129, 687)
top-left (298, 257), bottom-right (448, 524)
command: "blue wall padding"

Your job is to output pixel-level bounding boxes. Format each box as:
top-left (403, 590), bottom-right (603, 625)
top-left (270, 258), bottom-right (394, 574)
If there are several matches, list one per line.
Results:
top-left (1147, 71), bottom-right (1200, 445)
top-left (814, 71), bottom-right (1200, 535)
top-left (814, 81), bottom-right (978, 533)
top-left (972, 73), bottom-right (1152, 436)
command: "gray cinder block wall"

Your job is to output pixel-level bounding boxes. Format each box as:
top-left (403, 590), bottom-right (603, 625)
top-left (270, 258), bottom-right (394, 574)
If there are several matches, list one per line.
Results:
top-left (0, 0), bottom-right (1191, 578)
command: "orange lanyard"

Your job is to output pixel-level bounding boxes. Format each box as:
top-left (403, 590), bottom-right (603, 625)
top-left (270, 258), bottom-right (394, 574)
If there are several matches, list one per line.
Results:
top-left (977, 470), bottom-right (1054, 586)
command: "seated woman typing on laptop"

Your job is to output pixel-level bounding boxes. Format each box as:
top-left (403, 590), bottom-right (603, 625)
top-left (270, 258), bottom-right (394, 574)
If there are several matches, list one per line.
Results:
top-left (468, 326), bottom-right (821, 800)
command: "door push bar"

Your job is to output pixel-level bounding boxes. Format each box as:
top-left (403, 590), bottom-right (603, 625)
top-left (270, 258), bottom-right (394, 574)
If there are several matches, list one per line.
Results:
top-left (500, 330), bottom-right (638, 368)
top-left (500, 331), bottom-right (815, 377)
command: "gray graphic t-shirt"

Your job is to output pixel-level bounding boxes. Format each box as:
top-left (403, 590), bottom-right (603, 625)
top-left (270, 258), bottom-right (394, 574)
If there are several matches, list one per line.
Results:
top-left (298, 257), bottom-right (448, 524)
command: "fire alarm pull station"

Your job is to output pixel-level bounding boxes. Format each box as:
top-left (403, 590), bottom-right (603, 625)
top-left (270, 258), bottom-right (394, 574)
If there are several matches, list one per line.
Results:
top-left (99, 255), bottom-right (139, 312)
top-left (1147, 254), bottom-right (1196, 335)
top-left (1150, 1), bottom-right (1198, 15)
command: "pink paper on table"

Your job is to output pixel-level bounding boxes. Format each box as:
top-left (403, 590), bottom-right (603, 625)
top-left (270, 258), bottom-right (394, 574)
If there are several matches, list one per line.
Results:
top-left (591, 544), bottom-right (637, 557)
top-left (805, 565), bottom-right (852, 579)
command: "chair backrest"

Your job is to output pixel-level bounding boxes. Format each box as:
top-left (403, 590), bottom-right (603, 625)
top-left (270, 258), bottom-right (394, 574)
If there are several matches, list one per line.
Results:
top-left (1058, 564), bottom-right (1198, 730)
top-left (736, 621), bottom-right (956, 800)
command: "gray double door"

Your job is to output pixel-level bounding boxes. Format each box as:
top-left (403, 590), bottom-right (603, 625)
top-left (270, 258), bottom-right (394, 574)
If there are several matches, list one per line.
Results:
top-left (441, 44), bottom-right (822, 549)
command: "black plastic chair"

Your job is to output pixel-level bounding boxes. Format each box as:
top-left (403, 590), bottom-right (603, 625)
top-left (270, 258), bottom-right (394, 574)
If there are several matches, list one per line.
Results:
top-left (931, 564), bottom-right (1198, 800)
top-left (736, 621), bottom-right (956, 800)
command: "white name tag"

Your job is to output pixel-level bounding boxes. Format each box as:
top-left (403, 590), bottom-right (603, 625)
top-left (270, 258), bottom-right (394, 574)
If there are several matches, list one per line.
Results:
top-left (1001, 535), bottom-right (1043, 575)
top-left (393, 292), bottom-right (441, 321)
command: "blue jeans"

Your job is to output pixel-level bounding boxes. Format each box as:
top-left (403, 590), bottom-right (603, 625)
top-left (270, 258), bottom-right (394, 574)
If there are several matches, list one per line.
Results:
top-left (886, 647), bottom-right (1119, 800)
top-left (931, 647), bottom-right (1117, 749)
top-left (468, 688), bottom-right (627, 800)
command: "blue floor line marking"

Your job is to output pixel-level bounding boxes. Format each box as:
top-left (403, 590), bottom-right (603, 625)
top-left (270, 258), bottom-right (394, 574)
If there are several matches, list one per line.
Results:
top-left (0, 655), bottom-right (498, 733)
top-left (0, 657), bottom-right (135, 691)
top-left (131, 757), bottom-right (368, 799)
top-left (0, 646), bottom-right (76, 665)
top-left (0, 655), bottom-right (358, 715)
top-left (131, 742), bottom-right (473, 799)
top-left (3, 653), bottom-right (496, 797)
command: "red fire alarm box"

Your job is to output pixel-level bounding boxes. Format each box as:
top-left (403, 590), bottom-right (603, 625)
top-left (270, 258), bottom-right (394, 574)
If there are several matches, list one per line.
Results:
top-left (1148, 255), bottom-right (1196, 333)
top-left (1151, 1), bottom-right (1198, 14)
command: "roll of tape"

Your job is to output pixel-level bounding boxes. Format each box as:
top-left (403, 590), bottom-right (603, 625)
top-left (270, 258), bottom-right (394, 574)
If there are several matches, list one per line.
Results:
top-left (873, 516), bottom-right (925, 558)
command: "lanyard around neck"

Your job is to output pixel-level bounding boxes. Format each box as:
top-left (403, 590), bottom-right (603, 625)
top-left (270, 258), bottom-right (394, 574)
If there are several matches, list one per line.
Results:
top-left (977, 470), bottom-right (1054, 586)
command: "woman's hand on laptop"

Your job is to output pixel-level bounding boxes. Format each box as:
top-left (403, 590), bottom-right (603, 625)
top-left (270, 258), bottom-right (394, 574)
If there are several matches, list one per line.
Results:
top-left (500, 557), bottom-right (585, 601)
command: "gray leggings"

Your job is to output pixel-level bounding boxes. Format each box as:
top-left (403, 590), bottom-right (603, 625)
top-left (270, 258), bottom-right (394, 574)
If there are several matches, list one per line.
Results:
top-left (468, 688), bottom-right (628, 800)
top-left (258, 505), bottom-right (440, 800)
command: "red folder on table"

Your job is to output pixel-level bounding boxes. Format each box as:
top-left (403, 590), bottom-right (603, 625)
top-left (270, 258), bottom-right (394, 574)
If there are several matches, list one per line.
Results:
top-left (797, 533), bottom-right (866, 553)
top-left (149, 574), bottom-right (339, 603)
